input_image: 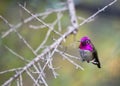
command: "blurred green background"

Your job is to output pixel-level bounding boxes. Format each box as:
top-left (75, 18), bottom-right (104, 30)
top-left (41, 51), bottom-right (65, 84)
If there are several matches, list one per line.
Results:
top-left (0, 0), bottom-right (120, 86)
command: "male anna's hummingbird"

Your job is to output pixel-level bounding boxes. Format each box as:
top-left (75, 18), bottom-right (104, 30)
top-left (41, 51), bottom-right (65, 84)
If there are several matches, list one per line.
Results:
top-left (78, 36), bottom-right (101, 68)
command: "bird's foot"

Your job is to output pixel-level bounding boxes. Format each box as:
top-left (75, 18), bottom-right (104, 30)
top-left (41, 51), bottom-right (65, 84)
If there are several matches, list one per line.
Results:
top-left (90, 59), bottom-right (98, 64)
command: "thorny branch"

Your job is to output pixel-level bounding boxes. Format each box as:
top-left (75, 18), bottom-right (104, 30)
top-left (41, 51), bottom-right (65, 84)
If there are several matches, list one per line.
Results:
top-left (0, 0), bottom-right (117, 86)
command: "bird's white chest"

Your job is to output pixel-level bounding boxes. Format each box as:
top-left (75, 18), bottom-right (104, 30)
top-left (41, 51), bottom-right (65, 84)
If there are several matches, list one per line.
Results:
top-left (79, 49), bottom-right (93, 62)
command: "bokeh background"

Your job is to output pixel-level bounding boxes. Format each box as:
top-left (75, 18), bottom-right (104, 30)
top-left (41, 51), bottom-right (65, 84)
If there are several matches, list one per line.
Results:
top-left (0, 0), bottom-right (120, 86)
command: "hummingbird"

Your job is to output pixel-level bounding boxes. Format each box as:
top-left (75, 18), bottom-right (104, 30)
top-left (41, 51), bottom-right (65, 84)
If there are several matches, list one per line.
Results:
top-left (78, 36), bottom-right (101, 68)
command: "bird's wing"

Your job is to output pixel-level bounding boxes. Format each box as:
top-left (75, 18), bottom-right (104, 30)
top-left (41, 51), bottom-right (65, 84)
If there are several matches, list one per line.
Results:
top-left (92, 48), bottom-right (101, 68)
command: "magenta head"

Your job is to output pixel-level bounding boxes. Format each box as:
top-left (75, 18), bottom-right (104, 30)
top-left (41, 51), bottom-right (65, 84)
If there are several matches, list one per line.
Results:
top-left (80, 36), bottom-right (90, 42)
top-left (79, 36), bottom-right (93, 51)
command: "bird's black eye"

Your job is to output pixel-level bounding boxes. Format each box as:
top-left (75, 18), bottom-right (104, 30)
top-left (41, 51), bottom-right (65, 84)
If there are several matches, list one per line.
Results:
top-left (86, 40), bottom-right (90, 44)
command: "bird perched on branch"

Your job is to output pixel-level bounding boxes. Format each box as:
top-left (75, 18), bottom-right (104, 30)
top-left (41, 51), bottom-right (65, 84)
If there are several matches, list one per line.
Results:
top-left (78, 36), bottom-right (101, 68)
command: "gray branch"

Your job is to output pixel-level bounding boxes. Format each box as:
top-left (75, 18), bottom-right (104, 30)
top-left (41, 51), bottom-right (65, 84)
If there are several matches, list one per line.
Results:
top-left (1, 0), bottom-right (117, 86)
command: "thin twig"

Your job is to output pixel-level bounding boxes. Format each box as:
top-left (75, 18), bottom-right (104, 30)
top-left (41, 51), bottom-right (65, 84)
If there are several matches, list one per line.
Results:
top-left (0, 15), bottom-right (13, 28)
top-left (2, 20), bottom-right (77, 86)
top-left (5, 46), bottom-right (30, 62)
top-left (1, 0), bottom-right (117, 86)
top-left (78, 0), bottom-right (117, 27)
top-left (56, 49), bottom-right (84, 70)
top-left (35, 11), bottom-right (63, 53)
top-left (0, 68), bottom-right (22, 75)
top-left (1, 7), bottom-right (67, 38)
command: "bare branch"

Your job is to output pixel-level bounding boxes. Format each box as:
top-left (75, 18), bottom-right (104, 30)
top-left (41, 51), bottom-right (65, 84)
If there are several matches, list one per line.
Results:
top-left (1, 0), bottom-right (117, 86)
top-left (67, 0), bottom-right (78, 29)
top-left (78, 0), bottom-right (117, 27)
top-left (35, 13), bottom-right (63, 53)
top-left (56, 49), bottom-right (84, 70)
top-left (5, 46), bottom-right (30, 62)
top-left (0, 15), bottom-right (13, 28)
top-left (1, 6), bottom-right (67, 38)
top-left (0, 68), bottom-right (22, 74)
